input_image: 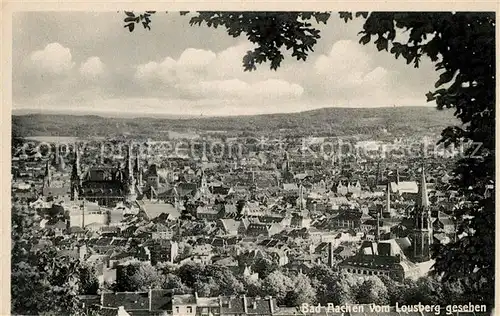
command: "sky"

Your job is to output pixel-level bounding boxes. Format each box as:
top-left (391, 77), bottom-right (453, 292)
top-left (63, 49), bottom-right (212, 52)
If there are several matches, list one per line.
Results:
top-left (13, 12), bottom-right (439, 117)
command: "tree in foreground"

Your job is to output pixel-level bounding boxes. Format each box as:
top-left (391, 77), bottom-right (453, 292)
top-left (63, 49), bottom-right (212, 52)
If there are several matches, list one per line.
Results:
top-left (11, 207), bottom-right (98, 315)
top-left (124, 11), bottom-right (495, 308)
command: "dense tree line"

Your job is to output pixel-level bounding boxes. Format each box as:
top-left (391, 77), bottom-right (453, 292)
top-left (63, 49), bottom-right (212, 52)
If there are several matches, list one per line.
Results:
top-left (109, 259), bottom-right (471, 308)
top-left (13, 106), bottom-right (455, 138)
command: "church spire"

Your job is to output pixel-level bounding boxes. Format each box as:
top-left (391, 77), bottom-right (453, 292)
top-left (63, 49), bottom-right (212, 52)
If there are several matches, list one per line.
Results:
top-left (71, 145), bottom-right (81, 201)
top-left (134, 154), bottom-right (142, 186)
top-left (416, 166), bottom-right (429, 209)
top-left (126, 142), bottom-right (134, 181)
top-left (385, 181), bottom-right (391, 217)
top-left (44, 160), bottom-right (51, 187)
top-left (299, 182), bottom-right (304, 211)
top-left (71, 146), bottom-right (81, 180)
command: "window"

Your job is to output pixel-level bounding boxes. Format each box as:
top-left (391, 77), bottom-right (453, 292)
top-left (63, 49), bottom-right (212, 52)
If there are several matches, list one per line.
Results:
top-left (187, 306), bottom-right (192, 313)
top-left (175, 307), bottom-right (179, 314)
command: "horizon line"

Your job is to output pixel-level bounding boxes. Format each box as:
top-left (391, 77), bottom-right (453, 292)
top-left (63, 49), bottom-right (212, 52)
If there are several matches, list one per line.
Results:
top-left (12, 104), bottom-right (437, 120)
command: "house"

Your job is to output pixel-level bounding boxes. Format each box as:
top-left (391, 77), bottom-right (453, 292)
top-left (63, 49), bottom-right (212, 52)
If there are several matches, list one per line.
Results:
top-left (196, 206), bottom-right (220, 221)
top-left (43, 218), bottom-right (67, 235)
top-left (242, 202), bottom-right (266, 217)
top-left (143, 239), bottom-right (179, 265)
top-left (94, 291), bottom-right (279, 316)
top-left (331, 209), bottom-right (364, 230)
top-left (282, 183), bottom-right (299, 192)
top-left (100, 289), bottom-right (173, 316)
top-left (268, 248), bottom-right (289, 266)
top-left (290, 212), bottom-right (311, 229)
top-left (220, 295), bottom-right (277, 316)
top-left (395, 181), bottom-right (419, 194)
top-left (219, 203), bottom-right (239, 218)
top-left (195, 294), bottom-right (220, 316)
top-left (217, 219), bottom-right (240, 236)
top-left (138, 201), bottom-right (180, 222)
top-left (339, 239), bottom-right (422, 282)
top-left (68, 200), bottom-right (108, 228)
top-left (333, 179), bottom-right (348, 195)
top-left (151, 223), bottom-right (175, 240)
top-left (172, 294), bottom-right (196, 316)
top-left (237, 218), bottom-right (252, 235)
top-left (431, 211), bottom-right (455, 235)
top-left (245, 223), bottom-right (283, 237)
top-left (347, 180), bottom-right (362, 196)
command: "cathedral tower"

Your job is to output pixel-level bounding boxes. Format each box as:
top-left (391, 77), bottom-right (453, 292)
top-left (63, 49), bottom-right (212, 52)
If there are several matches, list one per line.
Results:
top-left (43, 160), bottom-right (51, 190)
top-left (412, 167), bottom-right (433, 262)
top-left (70, 146), bottom-right (81, 201)
top-left (125, 143), bottom-right (137, 202)
top-left (385, 182), bottom-right (391, 217)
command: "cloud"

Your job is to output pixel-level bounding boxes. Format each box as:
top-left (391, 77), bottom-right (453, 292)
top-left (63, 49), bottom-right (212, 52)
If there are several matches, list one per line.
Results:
top-left (135, 45), bottom-right (304, 100)
top-left (79, 57), bottom-right (105, 79)
top-left (29, 42), bottom-right (74, 74)
top-left (181, 78), bottom-right (303, 100)
top-left (134, 57), bottom-right (177, 86)
top-left (177, 48), bottom-right (216, 70)
top-left (313, 40), bottom-right (388, 88)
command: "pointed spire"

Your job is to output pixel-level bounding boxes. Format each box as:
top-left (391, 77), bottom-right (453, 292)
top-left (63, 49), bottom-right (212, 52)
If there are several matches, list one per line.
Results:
top-left (53, 145), bottom-right (59, 167)
top-left (385, 182), bottom-right (391, 216)
top-left (417, 166), bottom-right (429, 208)
top-left (44, 160), bottom-right (51, 186)
top-left (298, 183), bottom-right (304, 211)
top-left (71, 145), bottom-right (81, 180)
top-left (58, 154), bottom-right (65, 172)
top-left (134, 154), bottom-right (140, 173)
top-left (126, 142), bottom-right (133, 180)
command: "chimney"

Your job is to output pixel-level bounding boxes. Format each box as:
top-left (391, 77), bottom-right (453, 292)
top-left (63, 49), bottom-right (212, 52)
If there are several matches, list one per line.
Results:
top-left (243, 295), bottom-right (248, 314)
top-left (148, 287), bottom-right (152, 311)
top-left (194, 292), bottom-right (199, 304)
top-left (376, 214), bottom-right (380, 242)
top-left (328, 242), bottom-right (334, 267)
top-left (253, 300), bottom-right (257, 309)
top-left (385, 182), bottom-right (391, 217)
top-left (269, 297), bottom-right (274, 314)
top-left (81, 201), bottom-right (85, 228)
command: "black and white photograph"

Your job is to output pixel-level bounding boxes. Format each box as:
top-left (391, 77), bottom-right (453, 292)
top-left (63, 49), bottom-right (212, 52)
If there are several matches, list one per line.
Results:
top-left (9, 9), bottom-right (495, 316)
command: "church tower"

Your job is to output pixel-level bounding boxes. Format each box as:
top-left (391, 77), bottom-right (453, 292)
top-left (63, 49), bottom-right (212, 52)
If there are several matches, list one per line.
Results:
top-left (298, 183), bottom-right (306, 211)
top-left (125, 143), bottom-right (137, 202)
top-left (71, 147), bottom-right (81, 201)
top-left (134, 154), bottom-right (143, 187)
top-left (53, 145), bottom-right (65, 172)
top-left (43, 160), bottom-right (51, 190)
top-left (375, 161), bottom-right (381, 187)
top-left (385, 182), bottom-right (391, 217)
top-left (412, 167), bottom-right (433, 262)
top-left (281, 151), bottom-right (293, 182)
top-left (199, 168), bottom-right (208, 195)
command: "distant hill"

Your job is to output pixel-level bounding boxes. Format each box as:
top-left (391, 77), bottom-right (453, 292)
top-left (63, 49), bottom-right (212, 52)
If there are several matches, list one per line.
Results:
top-left (12, 106), bottom-right (459, 139)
